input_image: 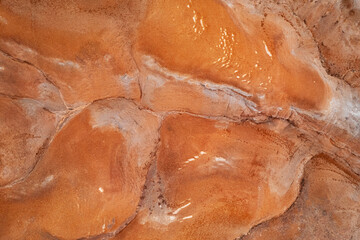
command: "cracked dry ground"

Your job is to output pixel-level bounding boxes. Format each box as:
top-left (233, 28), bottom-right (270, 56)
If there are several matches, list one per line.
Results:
top-left (0, 0), bottom-right (360, 239)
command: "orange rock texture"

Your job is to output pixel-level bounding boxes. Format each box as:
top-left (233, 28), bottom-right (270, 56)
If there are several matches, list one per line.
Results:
top-left (0, 0), bottom-right (359, 239)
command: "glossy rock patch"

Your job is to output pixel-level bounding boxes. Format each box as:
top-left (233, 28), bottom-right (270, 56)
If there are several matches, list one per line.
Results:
top-left (115, 114), bottom-right (306, 240)
top-left (0, 0), bottom-right (359, 239)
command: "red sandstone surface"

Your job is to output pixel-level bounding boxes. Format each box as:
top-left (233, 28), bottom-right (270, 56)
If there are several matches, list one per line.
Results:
top-left (0, 0), bottom-right (359, 239)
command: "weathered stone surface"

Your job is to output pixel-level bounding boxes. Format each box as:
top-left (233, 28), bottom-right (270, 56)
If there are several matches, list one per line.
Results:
top-left (0, 0), bottom-right (359, 239)
top-left (0, 51), bottom-right (66, 111)
top-left (135, 0), bottom-right (360, 171)
top-left (0, 0), bottom-right (143, 106)
top-left (0, 99), bottom-right (160, 239)
top-left (0, 97), bottom-right (57, 187)
top-left (291, 0), bottom-right (360, 89)
top-left (241, 154), bottom-right (360, 240)
top-left (136, 0), bottom-right (331, 112)
top-left (114, 114), bottom-right (312, 240)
